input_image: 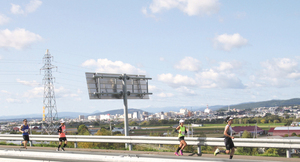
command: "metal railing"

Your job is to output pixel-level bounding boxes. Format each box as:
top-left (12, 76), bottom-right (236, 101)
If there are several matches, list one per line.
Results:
top-left (0, 134), bottom-right (299, 158)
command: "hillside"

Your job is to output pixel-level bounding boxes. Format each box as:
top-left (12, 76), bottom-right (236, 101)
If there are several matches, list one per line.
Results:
top-left (89, 108), bottom-right (149, 116)
top-left (219, 98), bottom-right (300, 110)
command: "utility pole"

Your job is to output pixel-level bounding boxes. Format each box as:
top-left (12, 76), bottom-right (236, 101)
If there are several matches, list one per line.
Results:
top-left (40, 49), bottom-right (58, 134)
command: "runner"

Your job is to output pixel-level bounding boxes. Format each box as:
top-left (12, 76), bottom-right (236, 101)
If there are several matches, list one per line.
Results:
top-left (174, 119), bottom-right (188, 156)
top-left (19, 119), bottom-right (30, 149)
top-left (57, 119), bottom-right (67, 151)
top-left (214, 116), bottom-right (235, 159)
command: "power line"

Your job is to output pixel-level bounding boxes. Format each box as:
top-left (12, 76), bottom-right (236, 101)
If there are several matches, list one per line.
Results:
top-left (0, 73), bottom-right (41, 75)
top-left (57, 71), bottom-right (85, 78)
top-left (56, 77), bottom-right (86, 83)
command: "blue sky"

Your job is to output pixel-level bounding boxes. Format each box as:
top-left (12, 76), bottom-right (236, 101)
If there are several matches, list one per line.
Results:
top-left (0, 0), bottom-right (300, 116)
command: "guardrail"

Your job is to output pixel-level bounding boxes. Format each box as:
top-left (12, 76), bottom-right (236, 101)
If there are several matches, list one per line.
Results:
top-left (0, 134), bottom-right (299, 158)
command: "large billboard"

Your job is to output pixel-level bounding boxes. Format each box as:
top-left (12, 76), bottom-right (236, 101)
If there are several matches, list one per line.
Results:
top-left (85, 72), bottom-right (151, 99)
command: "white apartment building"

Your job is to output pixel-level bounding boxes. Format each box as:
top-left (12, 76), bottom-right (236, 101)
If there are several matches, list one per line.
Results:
top-left (133, 112), bottom-right (138, 119)
top-left (180, 108), bottom-right (188, 115)
top-left (79, 115), bottom-right (85, 120)
top-left (100, 114), bottom-right (113, 120)
top-left (87, 115), bottom-right (99, 121)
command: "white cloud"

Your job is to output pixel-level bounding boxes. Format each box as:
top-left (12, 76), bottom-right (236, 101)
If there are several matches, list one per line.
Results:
top-left (0, 28), bottom-right (43, 49)
top-left (158, 61), bottom-right (244, 89)
top-left (26, 0), bottom-right (43, 13)
top-left (6, 98), bottom-right (22, 103)
top-left (146, 0), bottom-right (220, 16)
top-left (81, 58), bottom-right (146, 74)
top-left (142, 7), bottom-right (158, 20)
top-left (217, 61), bottom-right (242, 72)
top-left (1, 90), bottom-right (9, 94)
top-left (148, 85), bottom-right (161, 92)
top-left (157, 92), bottom-right (174, 97)
top-left (175, 56), bottom-right (201, 72)
top-left (196, 61), bottom-right (245, 89)
top-left (213, 33), bottom-right (248, 51)
top-left (21, 85), bottom-right (82, 103)
top-left (253, 58), bottom-right (300, 87)
top-left (196, 69), bottom-right (245, 89)
top-left (23, 86), bottom-right (43, 98)
top-left (176, 86), bottom-right (196, 95)
top-left (235, 12), bottom-right (246, 19)
top-left (157, 73), bottom-right (197, 87)
top-left (17, 79), bottom-right (40, 87)
top-left (11, 0), bottom-right (42, 15)
top-left (159, 57), bottom-right (165, 61)
top-left (0, 14), bottom-right (10, 25)
top-left (11, 4), bottom-right (24, 15)
top-left (262, 58), bottom-right (300, 78)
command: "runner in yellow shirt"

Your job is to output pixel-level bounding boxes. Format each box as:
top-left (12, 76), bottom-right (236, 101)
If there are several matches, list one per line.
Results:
top-left (174, 119), bottom-right (188, 156)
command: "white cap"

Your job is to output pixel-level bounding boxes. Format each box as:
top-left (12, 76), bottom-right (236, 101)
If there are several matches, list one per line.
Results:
top-left (60, 119), bottom-right (65, 123)
top-left (227, 117), bottom-right (233, 122)
top-left (179, 119), bottom-right (185, 123)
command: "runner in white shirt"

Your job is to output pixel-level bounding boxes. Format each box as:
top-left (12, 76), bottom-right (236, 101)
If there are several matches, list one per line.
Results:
top-left (214, 116), bottom-right (235, 159)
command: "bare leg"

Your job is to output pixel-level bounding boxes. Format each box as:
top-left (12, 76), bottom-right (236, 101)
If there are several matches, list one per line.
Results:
top-left (24, 141), bottom-right (27, 149)
top-left (181, 140), bottom-right (187, 150)
top-left (230, 148), bottom-right (235, 156)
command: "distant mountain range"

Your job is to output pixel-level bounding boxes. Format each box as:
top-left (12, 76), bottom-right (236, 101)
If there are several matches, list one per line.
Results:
top-left (140, 105), bottom-right (224, 114)
top-left (1, 98), bottom-right (300, 120)
top-left (219, 98), bottom-right (300, 110)
top-left (0, 112), bottom-right (89, 121)
top-left (89, 108), bottom-right (149, 116)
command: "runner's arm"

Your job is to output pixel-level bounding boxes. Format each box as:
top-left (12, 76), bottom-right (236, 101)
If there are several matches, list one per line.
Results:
top-left (176, 126), bottom-right (181, 133)
top-left (19, 125), bottom-right (23, 133)
top-left (57, 127), bottom-right (62, 133)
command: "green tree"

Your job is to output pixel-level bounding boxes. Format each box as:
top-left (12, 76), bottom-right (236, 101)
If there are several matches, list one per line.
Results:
top-left (77, 124), bottom-right (90, 135)
top-left (237, 130), bottom-right (256, 155)
top-left (129, 121), bottom-right (138, 126)
top-left (264, 148), bottom-right (278, 155)
top-left (291, 132), bottom-right (297, 136)
top-left (242, 130), bottom-right (251, 138)
top-left (94, 128), bottom-right (111, 136)
top-left (260, 119), bottom-right (266, 124)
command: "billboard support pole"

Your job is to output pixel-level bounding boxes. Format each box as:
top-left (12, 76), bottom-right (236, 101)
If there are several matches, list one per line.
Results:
top-left (86, 72), bottom-right (152, 151)
top-left (122, 74), bottom-right (131, 149)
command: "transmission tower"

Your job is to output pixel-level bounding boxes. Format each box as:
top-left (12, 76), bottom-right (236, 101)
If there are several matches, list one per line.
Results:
top-left (40, 49), bottom-right (58, 134)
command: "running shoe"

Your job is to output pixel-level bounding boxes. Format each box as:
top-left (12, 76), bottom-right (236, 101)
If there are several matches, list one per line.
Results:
top-left (56, 148), bottom-right (60, 151)
top-left (179, 150), bottom-right (183, 155)
top-left (214, 148), bottom-right (219, 156)
top-left (174, 152), bottom-right (179, 156)
top-left (61, 147), bottom-right (65, 151)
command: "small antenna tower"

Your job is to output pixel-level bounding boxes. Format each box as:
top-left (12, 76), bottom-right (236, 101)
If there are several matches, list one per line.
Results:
top-left (40, 49), bottom-right (58, 134)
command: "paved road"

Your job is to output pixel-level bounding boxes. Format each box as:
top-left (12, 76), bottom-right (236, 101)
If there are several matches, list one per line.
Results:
top-left (0, 146), bottom-right (298, 162)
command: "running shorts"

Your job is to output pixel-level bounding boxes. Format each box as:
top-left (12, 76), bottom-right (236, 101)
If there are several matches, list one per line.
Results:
top-left (59, 137), bottom-right (67, 142)
top-left (224, 137), bottom-right (234, 150)
top-left (23, 135), bottom-right (30, 141)
top-left (178, 136), bottom-right (185, 141)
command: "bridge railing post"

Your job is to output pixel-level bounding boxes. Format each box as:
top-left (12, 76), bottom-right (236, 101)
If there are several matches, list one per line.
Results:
top-left (197, 145), bottom-right (202, 156)
top-left (74, 142), bottom-right (78, 148)
top-left (29, 141), bottom-right (32, 147)
top-left (128, 143), bottom-right (132, 151)
top-left (286, 149), bottom-right (291, 158)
